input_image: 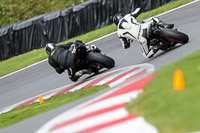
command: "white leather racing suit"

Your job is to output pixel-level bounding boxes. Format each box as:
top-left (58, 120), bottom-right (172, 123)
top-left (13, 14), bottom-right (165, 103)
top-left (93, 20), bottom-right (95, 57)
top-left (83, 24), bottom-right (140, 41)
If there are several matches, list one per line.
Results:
top-left (117, 12), bottom-right (159, 58)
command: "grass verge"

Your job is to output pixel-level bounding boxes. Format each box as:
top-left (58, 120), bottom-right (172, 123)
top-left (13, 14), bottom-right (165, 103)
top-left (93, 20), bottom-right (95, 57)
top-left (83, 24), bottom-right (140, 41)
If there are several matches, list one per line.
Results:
top-left (126, 49), bottom-right (200, 133)
top-left (0, 0), bottom-right (194, 77)
top-left (0, 85), bottom-right (108, 129)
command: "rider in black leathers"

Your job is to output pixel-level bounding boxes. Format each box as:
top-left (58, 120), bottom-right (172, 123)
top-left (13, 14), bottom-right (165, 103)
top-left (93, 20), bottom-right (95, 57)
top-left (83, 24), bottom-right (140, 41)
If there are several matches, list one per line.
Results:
top-left (45, 40), bottom-right (88, 82)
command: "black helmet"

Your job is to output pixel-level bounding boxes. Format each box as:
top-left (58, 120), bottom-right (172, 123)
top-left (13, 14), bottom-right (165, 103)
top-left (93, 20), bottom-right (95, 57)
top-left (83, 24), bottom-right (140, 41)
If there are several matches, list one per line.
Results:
top-left (45, 43), bottom-right (56, 55)
top-left (75, 40), bottom-right (83, 44)
top-left (113, 13), bottom-right (123, 26)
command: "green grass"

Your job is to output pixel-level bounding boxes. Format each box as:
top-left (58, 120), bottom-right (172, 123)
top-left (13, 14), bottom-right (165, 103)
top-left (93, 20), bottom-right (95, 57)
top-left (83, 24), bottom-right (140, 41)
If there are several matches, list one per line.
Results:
top-left (137, 0), bottom-right (194, 21)
top-left (0, 85), bottom-right (108, 129)
top-left (0, 0), bottom-right (193, 77)
top-left (126, 50), bottom-right (200, 133)
top-left (0, 0), bottom-right (89, 28)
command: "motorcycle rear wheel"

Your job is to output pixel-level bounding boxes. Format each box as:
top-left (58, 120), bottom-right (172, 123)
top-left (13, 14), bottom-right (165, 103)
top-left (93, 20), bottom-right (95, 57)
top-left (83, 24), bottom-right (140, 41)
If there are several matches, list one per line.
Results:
top-left (86, 52), bottom-right (115, 69)
top-left (158, 29), bottom-right (189, 44)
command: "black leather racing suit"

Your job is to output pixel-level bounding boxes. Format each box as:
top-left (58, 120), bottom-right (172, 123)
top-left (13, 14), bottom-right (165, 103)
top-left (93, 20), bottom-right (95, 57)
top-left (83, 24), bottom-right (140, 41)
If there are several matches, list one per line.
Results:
top-left (48, 42), bottom-right (82, 82)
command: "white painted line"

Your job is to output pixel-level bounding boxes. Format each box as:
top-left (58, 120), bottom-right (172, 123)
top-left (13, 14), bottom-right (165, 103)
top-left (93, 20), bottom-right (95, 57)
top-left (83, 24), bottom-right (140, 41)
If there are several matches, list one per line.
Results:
top-left (56, 108), bottom-right (128, 133)
top-left (0, 59), bottom-right (47, 80)
top-left (68, 80), bottom-right (96, 92)
top-left (79, 90), bottom-right (142, 114)
top-left (109, 67), bottom-right (145, 87)
top-left (94, 68), bottom-right (129, 86)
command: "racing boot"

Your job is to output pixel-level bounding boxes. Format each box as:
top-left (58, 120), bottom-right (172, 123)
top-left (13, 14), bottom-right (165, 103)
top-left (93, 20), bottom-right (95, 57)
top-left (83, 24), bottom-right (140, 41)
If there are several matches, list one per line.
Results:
top-left (152, 41), bottom-right (163, 52)
top-left (147, 39), bottom-right (162, 58)
top-left (157, 20), bottom-right (174, 29)
top-left (75, 69), bottom-right (92, 77)
top-left (147, 45), bottom-right (160, 58)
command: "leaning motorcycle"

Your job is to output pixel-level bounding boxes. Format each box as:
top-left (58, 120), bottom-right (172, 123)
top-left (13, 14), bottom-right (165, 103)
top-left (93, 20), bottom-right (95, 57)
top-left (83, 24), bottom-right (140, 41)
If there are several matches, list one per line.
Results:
top-left (149, 23), bottom-right (189, 51)
top-left (70, 44), bottom-right (115, 76)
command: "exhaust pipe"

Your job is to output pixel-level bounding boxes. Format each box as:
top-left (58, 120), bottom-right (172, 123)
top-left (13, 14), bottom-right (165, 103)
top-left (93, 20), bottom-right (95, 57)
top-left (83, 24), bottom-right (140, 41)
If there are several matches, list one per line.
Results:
top-left (90, 45), bottom-right (97, 50)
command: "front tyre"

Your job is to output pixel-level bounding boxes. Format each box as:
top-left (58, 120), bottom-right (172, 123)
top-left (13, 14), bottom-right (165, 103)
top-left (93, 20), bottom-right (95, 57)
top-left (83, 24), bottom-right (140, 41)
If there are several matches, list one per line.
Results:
top-left (158, 29), bottom-right (189, 44)
top-left (86, 52), bottom-right (115, 68)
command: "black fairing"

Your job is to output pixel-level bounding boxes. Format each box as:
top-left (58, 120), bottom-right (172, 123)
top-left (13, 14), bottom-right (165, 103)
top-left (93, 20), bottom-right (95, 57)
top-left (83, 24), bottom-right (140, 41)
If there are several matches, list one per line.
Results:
top-left (75, 45), bottom-right (115, 73)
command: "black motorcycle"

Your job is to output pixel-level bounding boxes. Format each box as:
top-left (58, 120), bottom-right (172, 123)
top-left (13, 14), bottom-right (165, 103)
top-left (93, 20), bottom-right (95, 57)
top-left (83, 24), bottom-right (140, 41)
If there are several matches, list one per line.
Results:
top-left (71, 44), bottom-right (115, 76)
top-left (150, 23), bottom-right (189, 51)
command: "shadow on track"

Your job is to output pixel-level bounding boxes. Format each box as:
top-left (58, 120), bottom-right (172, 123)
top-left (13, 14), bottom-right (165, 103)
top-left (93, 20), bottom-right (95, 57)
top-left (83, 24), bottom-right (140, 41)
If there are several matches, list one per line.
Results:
top-left (81, 67), bottom-right (116, 81)
top-left (148, 43), bottom-right (186, 60)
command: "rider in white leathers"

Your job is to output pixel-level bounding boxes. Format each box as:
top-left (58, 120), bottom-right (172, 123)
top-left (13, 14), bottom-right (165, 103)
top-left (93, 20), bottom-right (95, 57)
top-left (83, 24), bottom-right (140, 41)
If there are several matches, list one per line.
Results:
top-left (113, 8), bottom-right (174, 58)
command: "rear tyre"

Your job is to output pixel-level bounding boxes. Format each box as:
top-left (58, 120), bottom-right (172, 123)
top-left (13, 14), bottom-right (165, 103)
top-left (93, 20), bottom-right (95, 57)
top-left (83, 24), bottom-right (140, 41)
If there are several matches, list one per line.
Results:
top-left (158, 29), bottom-right (189, 44)
top-left (86, 52), bottom-right (115, 68)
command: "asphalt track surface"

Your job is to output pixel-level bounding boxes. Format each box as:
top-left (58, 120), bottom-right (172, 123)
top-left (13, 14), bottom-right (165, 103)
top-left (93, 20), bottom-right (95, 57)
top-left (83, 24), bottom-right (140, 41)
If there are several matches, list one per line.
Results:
top-left (0, 1), bottom-right (200, 132)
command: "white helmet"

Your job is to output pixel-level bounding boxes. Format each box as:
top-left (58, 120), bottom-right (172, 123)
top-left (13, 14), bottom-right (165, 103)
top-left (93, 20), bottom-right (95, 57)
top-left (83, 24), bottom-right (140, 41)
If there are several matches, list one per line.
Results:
top-left (45, 43), bottom-right (56, 55)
